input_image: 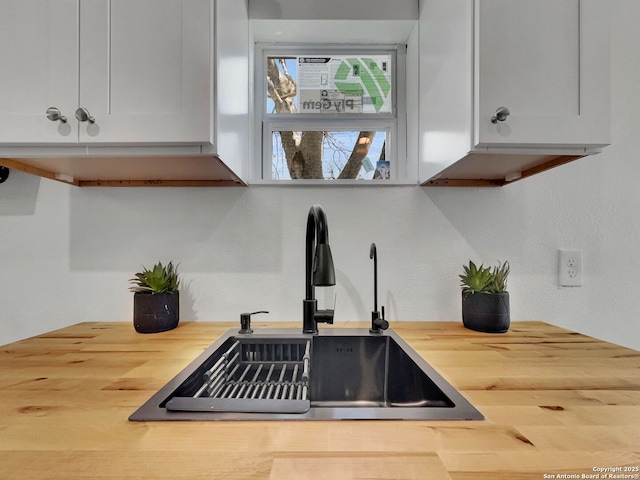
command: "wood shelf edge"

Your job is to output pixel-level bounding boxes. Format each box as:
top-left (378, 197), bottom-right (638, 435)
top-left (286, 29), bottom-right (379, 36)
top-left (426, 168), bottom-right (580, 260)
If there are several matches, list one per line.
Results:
top-left (0, 157), bottom-right (80, 186)
top-left (421, 154), bottom-right (585, 187)
top-left (0, 157), bottom-right (247, 187)
top-left (78, 179), bottom-right (245, 187)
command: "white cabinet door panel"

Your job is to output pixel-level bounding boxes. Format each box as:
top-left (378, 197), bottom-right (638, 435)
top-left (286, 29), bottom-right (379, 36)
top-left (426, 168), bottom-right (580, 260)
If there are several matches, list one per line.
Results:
top-left (0, 0), bottom-right (78, 144)
top-left (475, 0), bottom-right (609, 148)
top-left (79, 0), bottom-right (212, 144)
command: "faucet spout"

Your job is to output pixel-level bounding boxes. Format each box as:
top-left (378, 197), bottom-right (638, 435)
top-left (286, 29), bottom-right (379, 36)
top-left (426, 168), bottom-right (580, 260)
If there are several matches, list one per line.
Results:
top-left (303, 205), bottom-right (336, 334)
top-left (370, 242), bottom-right (389, 334)
top-left (370, 243), bottom-right (378, 313)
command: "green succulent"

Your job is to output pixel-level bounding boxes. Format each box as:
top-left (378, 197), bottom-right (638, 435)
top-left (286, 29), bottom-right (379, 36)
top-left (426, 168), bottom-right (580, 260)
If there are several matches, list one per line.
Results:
top-left (460, 260), bottom-right (509, 294)
top-left (489, 261), bottom-right (510, 293)
top-left (459, 261), bottom-right (493, 293)
top-left (129, 261), bottom-right (180, 294)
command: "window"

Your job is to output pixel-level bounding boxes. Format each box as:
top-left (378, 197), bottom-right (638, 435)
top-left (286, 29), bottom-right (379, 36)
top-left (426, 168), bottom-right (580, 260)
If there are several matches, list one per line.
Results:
top-left (255, 45), bottom-right (408, 183)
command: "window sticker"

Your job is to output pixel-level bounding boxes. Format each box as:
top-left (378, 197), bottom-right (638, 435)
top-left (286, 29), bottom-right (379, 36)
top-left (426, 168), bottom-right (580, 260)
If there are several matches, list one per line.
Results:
top-left (297, 55), bottom-right (392, 114)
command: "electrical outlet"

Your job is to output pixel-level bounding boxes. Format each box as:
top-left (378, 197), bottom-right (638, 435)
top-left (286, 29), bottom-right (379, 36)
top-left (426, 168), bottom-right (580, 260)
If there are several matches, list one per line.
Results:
top-left (558, 250), bottom-right (583, 287)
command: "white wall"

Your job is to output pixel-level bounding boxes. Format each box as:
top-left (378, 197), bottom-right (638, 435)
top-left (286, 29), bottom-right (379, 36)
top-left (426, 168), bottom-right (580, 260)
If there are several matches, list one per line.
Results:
top-left (1, 2), bottom-right (638, 351)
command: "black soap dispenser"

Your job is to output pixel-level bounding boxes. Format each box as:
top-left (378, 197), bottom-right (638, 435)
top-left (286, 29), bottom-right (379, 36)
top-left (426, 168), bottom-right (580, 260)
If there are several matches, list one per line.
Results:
top-left (239, 310), bottom-right (269, 334)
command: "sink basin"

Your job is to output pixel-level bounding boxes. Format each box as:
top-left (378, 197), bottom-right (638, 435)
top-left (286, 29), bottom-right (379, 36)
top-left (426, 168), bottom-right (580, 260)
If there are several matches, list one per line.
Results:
top-left (310, 334), bottom-right (454, 409)
top-left (129, 328), bottom-right (483, 421)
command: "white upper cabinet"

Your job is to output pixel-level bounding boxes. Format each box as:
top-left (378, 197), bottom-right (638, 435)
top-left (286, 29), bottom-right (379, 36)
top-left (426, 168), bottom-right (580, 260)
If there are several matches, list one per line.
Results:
top-left (0, 0), bottom-right (250, 186)
top-left (475, 0), bottom-right (609, 148)
top-left (419, 0), bottom-right (611, 186)
top-left (0, 0), bottom-right (212, 146)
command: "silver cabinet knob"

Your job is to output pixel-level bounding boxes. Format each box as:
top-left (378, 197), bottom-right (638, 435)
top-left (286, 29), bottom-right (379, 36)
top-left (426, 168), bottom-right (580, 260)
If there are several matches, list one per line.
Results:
top-left (75, 107), bottom-right (95, 124)
top-left (491, 107), bottom-right (510, 124)
top-left (46, 107), bottom-right (67, 123)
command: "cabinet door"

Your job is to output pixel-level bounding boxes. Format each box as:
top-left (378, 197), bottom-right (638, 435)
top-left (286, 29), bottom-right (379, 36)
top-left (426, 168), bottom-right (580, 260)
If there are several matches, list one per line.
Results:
top-left (0, 0), bottom-right (79, 144)
top-left (79, 0), bottom-right (212, 144)
top-left (475, 0), bottom-right (609, 149)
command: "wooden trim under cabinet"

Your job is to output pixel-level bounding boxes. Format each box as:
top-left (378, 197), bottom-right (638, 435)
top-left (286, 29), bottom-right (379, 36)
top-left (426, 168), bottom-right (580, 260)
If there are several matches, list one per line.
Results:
top-left (0, 155), bottom-right (246, 187)
top-left (422, 153), bottom-right (584, 187)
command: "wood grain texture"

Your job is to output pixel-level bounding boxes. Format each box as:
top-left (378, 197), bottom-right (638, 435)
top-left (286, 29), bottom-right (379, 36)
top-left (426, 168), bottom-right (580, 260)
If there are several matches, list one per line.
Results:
top-left (1, 321), bottom-right (639, 479)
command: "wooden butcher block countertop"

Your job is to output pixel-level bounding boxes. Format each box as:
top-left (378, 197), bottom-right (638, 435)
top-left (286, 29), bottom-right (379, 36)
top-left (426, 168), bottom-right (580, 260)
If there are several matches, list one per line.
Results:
top-left (1, 321), bottom-right (639, 479)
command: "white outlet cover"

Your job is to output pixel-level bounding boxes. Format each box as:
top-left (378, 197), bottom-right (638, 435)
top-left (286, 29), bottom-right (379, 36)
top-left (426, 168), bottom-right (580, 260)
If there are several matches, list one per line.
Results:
top-left (558, 250), bottom-right (583, 287)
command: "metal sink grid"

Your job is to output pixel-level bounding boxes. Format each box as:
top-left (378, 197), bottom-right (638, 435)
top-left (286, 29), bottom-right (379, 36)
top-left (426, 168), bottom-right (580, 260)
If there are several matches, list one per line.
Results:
top-left (164, 336), bottom-right (312, 414)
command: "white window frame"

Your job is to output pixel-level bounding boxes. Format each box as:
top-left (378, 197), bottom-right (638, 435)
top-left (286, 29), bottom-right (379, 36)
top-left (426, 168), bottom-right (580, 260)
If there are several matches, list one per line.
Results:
top-left (253, 44), bottom-right (410, 185)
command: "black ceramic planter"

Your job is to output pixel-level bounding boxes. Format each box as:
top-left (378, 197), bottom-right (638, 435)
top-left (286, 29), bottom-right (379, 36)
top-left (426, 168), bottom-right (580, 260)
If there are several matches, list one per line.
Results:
top-left (461, 291), bottom-right (510, 333)
top-left (133, 292), bottom-right (179, 333)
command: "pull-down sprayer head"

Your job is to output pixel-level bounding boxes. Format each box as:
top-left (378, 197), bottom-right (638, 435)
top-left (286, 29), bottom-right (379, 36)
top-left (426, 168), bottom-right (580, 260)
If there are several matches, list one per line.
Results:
top-left (313, 244), bottom-right (335, 287)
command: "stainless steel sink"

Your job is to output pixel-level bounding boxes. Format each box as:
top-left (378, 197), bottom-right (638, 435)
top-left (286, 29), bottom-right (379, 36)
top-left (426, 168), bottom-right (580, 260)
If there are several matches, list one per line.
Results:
top-left (129, 328), bottom-right (483, 421)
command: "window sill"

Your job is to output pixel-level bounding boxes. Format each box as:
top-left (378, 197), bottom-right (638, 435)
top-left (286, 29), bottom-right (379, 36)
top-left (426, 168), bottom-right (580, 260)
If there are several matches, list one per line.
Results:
top-left (249, 179), bottom-right (418, 187)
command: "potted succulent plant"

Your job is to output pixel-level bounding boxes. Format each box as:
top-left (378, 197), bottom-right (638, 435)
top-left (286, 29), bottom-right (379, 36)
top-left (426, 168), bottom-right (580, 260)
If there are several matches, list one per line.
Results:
top-left (459, 260), bottom-right (510, 333)
top-left (129, 261), bottom-right (180, 333)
